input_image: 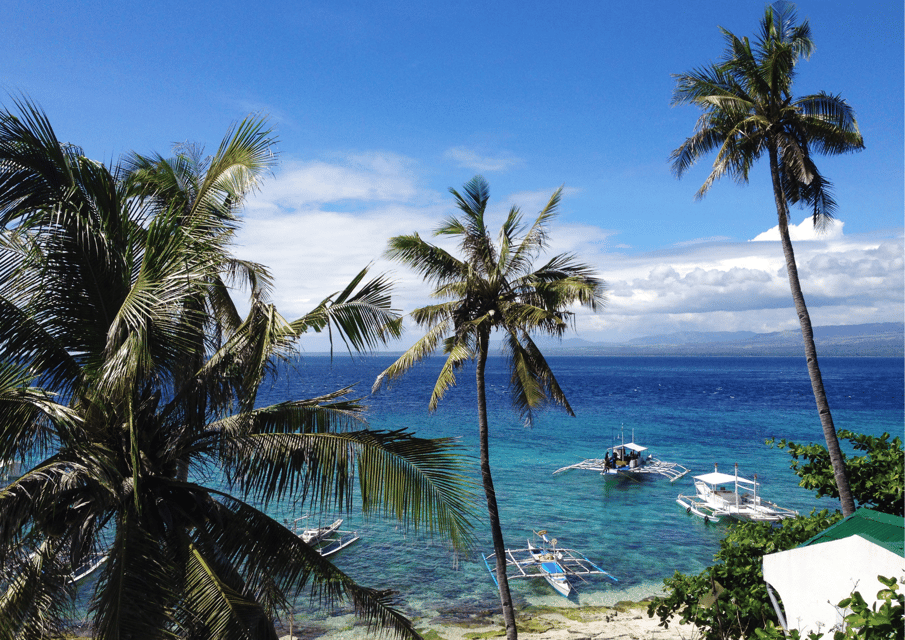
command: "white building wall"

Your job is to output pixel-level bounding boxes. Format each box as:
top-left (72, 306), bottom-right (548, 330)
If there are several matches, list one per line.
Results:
top-left (763, 535), bottom-right (904, 638)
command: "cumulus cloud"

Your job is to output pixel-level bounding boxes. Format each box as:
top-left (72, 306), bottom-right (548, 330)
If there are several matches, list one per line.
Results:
top-left (751, 215), bottom-right (844, 242)
top-left (233, 154), bottom-right (904, 349)
top-left (593, 229), bottom-right (904, 341)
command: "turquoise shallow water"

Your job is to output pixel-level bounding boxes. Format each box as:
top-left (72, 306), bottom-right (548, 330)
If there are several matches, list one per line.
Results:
top-left (253, 355), bottom-right (903, 627)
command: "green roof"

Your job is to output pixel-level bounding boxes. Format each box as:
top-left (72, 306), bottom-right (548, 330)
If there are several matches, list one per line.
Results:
top-left (799, 508), bottom-right (904, 558)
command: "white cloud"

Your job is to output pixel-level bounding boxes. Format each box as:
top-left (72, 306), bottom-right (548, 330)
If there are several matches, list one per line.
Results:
top-left (751, 216), bottom-right (844, 242)
top-left (244, 152), bottom-right (423, 213)
top-left (444, 146), bottom-right (523, 172)
top-left (591, 229), bottom-right (904, 341)
top-left (233, 155), bottom-right (904, 349)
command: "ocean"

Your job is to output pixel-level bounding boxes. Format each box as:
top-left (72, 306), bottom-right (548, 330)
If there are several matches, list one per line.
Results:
top-left (253, 354), bottom-right (904, 629)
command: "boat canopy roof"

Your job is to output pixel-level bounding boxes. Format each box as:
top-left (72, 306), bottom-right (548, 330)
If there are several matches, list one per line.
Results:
top-left (610, 443), bottom-right (648, 453)
top-left (694, 471), bottom-right (756, 486)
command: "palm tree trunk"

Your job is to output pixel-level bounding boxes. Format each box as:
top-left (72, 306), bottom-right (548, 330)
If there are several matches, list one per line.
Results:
top-left (768, 146), bottom-right (856, 516)
top-left (476, 328), bottom-right (518, 640)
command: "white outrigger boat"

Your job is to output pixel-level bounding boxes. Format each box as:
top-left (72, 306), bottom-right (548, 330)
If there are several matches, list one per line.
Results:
top-left (527, 533), bottom-right (571, 596)
top-left (291, 517), bottom-right (360, 556)
top-left (482, 531), bottom-right (617, 597)
top-left (315, 529), bottom-right (360, 557)
top-left (70, 551), bottom-right (108, 584)
top-left (553, 429), bottom-right (689, 482)
top-left (676, 464), bottom-right (798, 523)
top-left (294, 517), bottom-right (344, 545)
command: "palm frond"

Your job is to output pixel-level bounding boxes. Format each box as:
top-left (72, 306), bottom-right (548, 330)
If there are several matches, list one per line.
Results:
top-left (180, 539), bottom-right (277, 640)
top-left (429, 338), bottom-right (473, 412)
top-left (0, 362), bottom-right (79, 461)
top-left (506, 187), bottom-right (562, 277)
top-left (289, 267), bottom-right (402, 356)
top-left (193, 115), bottom-right (277, 220)
top-left (372, 318), bottom-right (453, 395)
top-left (504, 330), bottom-right (573, 425)
top-left (89, 506), bottom-right (176, 640)
top-left (200, 494), bottom-right (426, 640)
top-left (386, 235), bottom-right (465, 288)
top-left (0, 538), bottom-right (76, 640)
top-left (225, 428), bottom-right (476, 551)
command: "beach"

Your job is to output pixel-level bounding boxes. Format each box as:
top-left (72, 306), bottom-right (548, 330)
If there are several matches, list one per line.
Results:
top-left (278, 600), bottom-right (694, 640)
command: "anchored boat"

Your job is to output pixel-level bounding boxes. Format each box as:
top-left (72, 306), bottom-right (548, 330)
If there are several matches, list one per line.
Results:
top-left (482, 530), bottom-right (617, 597)
top-left (553, 429), bottom-right (689, 482)
top-left (291, 516), bottom-right (360, 556)
top-left (676, 463), bottom-right (798, 523)
top-left (315, 529), bottom-right (360, 557)
top-left (527, 533), bottom-right (572, 596)
top-left (294, 517), bottom-right (344, 545)
top-left (70, 551), bottom-right (108, 584)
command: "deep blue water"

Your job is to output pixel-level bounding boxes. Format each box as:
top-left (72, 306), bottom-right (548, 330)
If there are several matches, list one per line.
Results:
top-left (254, 354), bottom-right (904, 624)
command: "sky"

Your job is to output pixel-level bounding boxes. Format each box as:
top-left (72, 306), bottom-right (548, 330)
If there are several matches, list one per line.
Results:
top-left (3, 0), bottom-right (902, 347)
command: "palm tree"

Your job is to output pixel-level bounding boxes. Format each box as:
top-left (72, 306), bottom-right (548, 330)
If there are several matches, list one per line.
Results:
top-left (669, 2), bottom-right (864, 516)
top-left (0, 98), bottom-right (476, 640)
top-left (373, 176), bottom-right (606, 640)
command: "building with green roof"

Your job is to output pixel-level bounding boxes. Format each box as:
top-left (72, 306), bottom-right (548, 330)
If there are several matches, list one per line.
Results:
top-left (763, 508), bottom-right (904, 638)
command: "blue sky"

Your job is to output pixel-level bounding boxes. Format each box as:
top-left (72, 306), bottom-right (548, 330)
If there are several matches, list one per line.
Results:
top-left (3, 1), bottom-right (902, 345)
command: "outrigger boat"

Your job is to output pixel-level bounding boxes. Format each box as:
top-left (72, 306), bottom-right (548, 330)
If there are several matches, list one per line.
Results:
top-left (70, 551), bottom-right (108, 584)
top-left (315, 529), bottom-right (360, 557)
top-left (482, 531), bottom-right (617, 597)
top-left (294, 517), bottom-right (344, 545)
top-left (16, 549), bottom-right (110, 585)
top-left (527, 532), bottom-right (572, 596)
top-left (676, 463), bottom-right (798, 523)
top-left (553, 429), bottom-right (689, 482)
top-left (290, 517), bottom-right (360, 556)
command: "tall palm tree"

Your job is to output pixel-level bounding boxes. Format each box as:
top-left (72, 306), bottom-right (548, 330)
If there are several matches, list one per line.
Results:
top-left (670, 2), bottom-right (864, 516)
top-left (373, 176), bottom-right (605, 640)
top-left (0, 98), bottom-right (476, 640)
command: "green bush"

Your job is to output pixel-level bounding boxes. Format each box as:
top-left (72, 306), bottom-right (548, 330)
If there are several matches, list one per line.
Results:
top-left (771, 430), bottom-right (904, 517)
top-left (647, 512), bottom-right (841, 640)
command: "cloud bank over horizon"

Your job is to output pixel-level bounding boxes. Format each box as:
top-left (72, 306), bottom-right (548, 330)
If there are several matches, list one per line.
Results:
top-left (237, 155), bottom-right (904, 348)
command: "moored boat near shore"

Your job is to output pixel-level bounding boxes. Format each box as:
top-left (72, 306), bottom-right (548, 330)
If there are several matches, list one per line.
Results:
top-left (482, 530), bottom-right (617, 598)
top-left (528, 533), bottom-right (572, 596)
top-left (676, 464), bottom-right (798, 523)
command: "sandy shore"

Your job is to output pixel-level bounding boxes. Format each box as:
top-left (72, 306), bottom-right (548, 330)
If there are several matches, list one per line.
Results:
top-left (417, 603), bottom-right (695, 640)
top-left (280, 601), bottom-right (695, 640)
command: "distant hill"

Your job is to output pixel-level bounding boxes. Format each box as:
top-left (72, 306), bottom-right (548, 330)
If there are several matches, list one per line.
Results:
top-left (543, 322), bottom-right (904, 357)
top-left (628, 330), bottom-right (758, 345)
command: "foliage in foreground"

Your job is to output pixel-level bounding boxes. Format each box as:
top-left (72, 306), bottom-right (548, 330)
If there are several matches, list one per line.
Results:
top-left (0, 99), bottom-right (476, 640)
top-left (755, 576), bottom-right (904, 640)
top-left (647, 428), bottom-right (904, 640)
top-left (771, 430), bottom-right (904, 516)
top-left (647, 511), bottom-right (842, 640)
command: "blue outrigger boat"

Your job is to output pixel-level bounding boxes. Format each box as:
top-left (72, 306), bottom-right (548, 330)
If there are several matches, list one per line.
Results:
top-left (482, 531), bottom-right (617, 597)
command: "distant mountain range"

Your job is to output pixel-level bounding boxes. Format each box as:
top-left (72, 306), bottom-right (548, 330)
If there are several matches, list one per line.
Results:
top-left (541, 322), bottom-right (904, 357)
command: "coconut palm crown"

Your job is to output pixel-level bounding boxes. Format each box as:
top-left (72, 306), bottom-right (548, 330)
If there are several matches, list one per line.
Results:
top-left (0, 98), bottom-right (475, 640)
top-left (670, 2), bottom-right (864, 515)
top-left (373, 175), bottom-right (606, 640)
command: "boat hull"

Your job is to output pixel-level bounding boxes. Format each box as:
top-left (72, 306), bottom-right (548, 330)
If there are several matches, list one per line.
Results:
top-left (539, 561), bottom-right (572, 596)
